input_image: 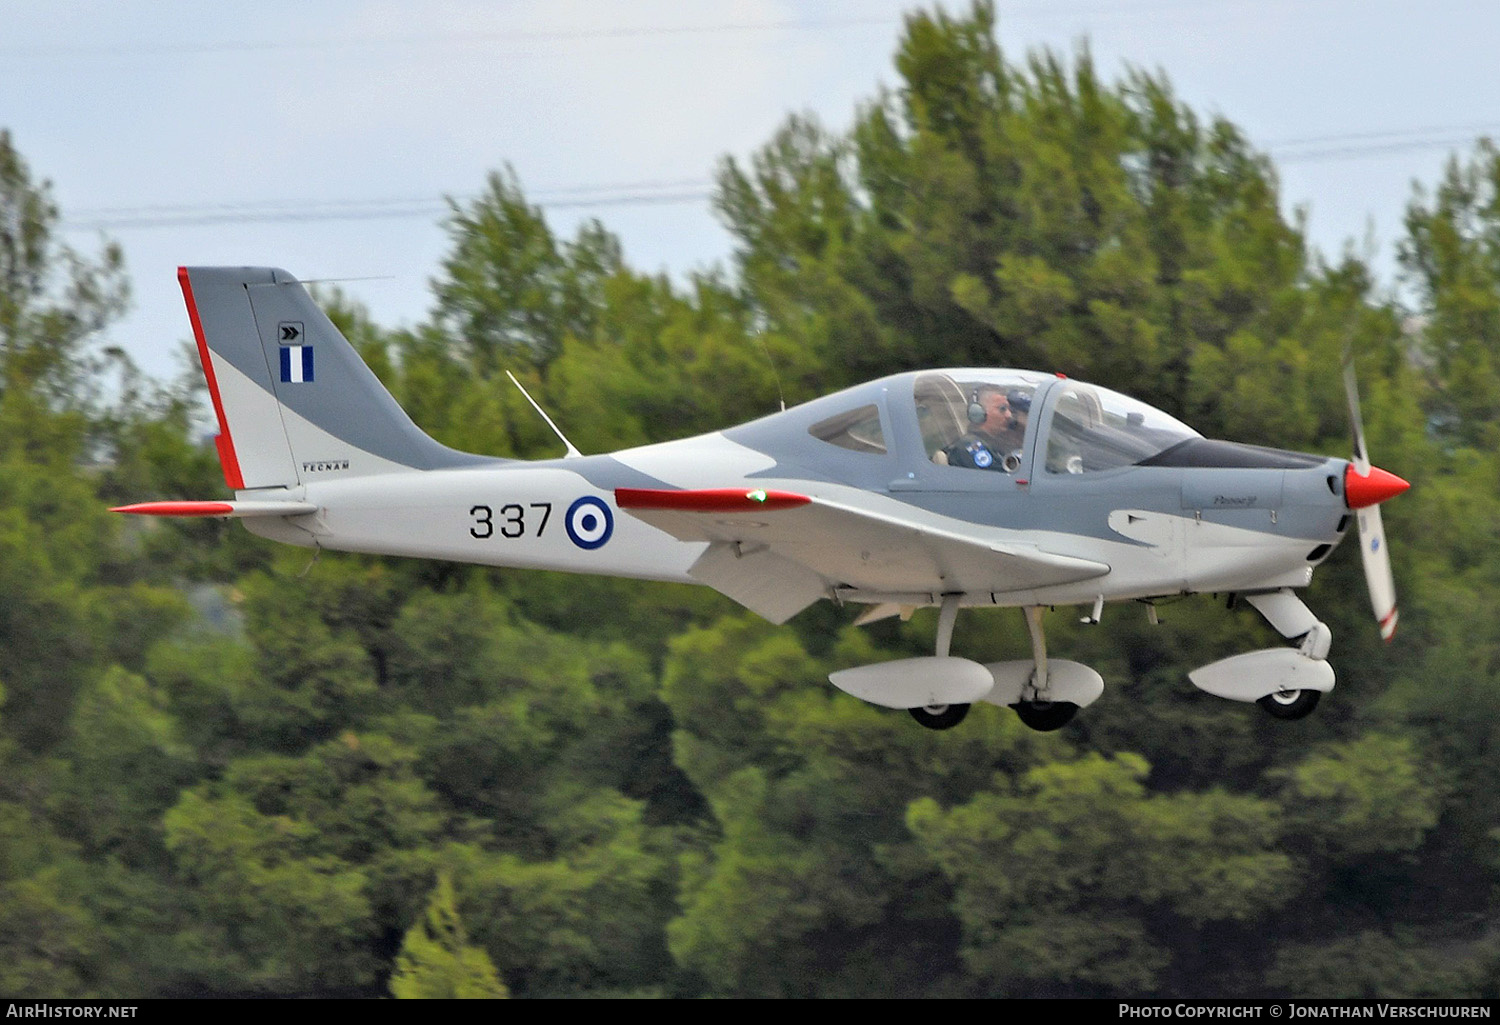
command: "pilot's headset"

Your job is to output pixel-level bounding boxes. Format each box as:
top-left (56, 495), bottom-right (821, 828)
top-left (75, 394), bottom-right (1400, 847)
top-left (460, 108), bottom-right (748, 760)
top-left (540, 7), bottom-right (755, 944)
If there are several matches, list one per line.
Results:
top-left (968, 388), bottom-right (1031, 424)
top-left (967, 390), bottom-right (988, 424)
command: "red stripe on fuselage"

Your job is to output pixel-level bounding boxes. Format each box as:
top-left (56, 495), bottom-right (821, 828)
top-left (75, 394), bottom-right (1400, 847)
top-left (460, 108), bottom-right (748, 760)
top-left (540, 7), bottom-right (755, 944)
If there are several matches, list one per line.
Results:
top-left (178, 267), bottom-right (245, 490)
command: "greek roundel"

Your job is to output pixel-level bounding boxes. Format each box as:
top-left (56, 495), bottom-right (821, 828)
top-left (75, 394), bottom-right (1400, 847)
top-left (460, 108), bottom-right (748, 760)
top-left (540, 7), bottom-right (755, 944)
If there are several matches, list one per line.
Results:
top-left (565, 496), bottom-right (613, 550)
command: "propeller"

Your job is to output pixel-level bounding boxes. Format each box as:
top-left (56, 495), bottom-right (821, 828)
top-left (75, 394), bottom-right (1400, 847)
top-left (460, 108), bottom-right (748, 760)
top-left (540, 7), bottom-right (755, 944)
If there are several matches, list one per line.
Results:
top-left (1342, 362), bottom-right (1410, 641)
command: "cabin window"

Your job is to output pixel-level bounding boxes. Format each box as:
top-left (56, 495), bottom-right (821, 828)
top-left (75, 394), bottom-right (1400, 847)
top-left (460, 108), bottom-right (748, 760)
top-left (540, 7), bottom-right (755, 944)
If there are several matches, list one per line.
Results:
top-left (809, 404), bottom-right (887, 454)
top-left (1045, 383), bottom-right (1199, 473)
top-left (914, 371), bottom-right (1039, 469)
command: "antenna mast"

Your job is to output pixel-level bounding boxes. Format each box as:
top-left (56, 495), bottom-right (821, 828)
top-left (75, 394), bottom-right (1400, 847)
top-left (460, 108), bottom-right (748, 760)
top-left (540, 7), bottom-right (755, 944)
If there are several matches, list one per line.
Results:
top-left (505, 370), bottom-right (583, 458)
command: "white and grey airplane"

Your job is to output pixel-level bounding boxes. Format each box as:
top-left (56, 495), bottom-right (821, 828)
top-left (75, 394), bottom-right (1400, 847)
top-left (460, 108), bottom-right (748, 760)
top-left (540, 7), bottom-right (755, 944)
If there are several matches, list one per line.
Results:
top-left (115, 267), bottom-right (1409, 732)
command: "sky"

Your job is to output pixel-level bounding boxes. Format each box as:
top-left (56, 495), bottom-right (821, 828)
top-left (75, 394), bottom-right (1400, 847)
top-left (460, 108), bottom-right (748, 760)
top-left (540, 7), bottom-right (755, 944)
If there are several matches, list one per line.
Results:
top-left (5, 0), bottom-right (1500, 384)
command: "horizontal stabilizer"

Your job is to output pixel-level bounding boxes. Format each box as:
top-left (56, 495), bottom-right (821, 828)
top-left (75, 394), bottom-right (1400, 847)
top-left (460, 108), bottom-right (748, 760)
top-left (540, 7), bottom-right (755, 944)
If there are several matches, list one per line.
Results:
top-left (111, 500), bottom-right (317, 519)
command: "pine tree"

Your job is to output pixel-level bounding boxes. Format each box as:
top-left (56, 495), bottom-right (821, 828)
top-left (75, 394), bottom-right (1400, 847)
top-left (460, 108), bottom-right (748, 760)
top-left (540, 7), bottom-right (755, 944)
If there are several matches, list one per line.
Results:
top-left (389, 873), bottom-right (508, 999)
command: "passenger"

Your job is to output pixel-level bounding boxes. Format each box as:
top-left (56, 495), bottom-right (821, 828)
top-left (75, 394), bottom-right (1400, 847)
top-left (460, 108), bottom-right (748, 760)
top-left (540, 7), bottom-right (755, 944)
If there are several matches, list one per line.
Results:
top-left (944, 386), bottom-right (1029, 471)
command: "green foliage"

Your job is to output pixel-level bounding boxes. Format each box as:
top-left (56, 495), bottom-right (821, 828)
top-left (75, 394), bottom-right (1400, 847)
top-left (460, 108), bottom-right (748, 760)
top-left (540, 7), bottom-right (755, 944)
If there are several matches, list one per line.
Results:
top-left (453, 788), bottom-right (675, 996)
top-left (0, 129), bottom-right (129, 439)
top-left (909, 753), bottom-right (1294, 995)
top-left (162, 788), bottom-right (380, 992)
top-left (1276, 734), bottom-right (1442, 860)
top-left (717, 2), bottom-right (1310, 428)
top-left (1266, 931), bottom-right (1479, 999)
top-left (1401, 138), bottom-right (1500, 449)
top-left (663, 615), bottom-right (1046, 997)
top-left (0, 804), bottom-right (101, 996)
top-left (390, 873), bottom-right (508, 998)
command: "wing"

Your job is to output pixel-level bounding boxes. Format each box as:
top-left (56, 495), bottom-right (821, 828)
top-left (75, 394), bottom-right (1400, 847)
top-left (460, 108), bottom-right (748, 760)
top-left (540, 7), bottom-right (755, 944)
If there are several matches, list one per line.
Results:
top-left (616, 487), bottom-right (1109, 623)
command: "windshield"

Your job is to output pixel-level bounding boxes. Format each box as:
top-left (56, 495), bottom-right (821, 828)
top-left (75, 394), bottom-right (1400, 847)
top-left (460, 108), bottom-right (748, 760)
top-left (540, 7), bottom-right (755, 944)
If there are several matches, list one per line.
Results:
top-left (1044, 382), bottom-right (1200, 474)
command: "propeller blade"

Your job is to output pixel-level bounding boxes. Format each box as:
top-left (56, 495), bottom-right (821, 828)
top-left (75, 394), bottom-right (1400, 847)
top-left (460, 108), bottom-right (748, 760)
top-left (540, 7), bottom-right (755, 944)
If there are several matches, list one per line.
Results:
top-left (1342, 360), bottom-right (1403, 642)
top-left (1344, 361), bottom-right (1371, 476)
top-left (1356, 504), bottom-right (1399, 641)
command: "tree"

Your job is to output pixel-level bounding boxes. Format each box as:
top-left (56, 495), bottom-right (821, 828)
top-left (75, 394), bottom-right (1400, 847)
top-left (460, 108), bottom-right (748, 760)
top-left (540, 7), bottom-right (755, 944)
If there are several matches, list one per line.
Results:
top-left (1400, 139), bottom-right (1500, 450)
top-left (390, 873), bottom-right (507, 999)
top-left (716, 1), bottom-right (1310, 426)
top-left (908, 753), bottom-right (1296, 996)
top-left (662, 615), bottom-right (1046, 997)
top-left (0, 130), bottom-right (128, 433)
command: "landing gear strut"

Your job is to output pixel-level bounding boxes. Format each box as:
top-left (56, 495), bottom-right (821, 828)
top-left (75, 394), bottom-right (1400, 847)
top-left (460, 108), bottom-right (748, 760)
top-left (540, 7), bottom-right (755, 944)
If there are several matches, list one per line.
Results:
top-left (909, 595), bottom-right (972, 731)
top-left (1011, 605), bottom-right (1078, 731)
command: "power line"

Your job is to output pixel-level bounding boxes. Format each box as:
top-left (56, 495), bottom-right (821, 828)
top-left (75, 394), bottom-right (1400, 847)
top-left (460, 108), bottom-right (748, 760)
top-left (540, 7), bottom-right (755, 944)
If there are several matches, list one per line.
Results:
top-left (61, 181), bottom-right (716, 232)
top-left (1268, 121), bottom-right (1500, 163)
top-left (1, 16), bottom-right (900, 60)
top-left (0, 1), bottom-right (1311, 61)
top-left (58, 120), bottom-right (1500, 233)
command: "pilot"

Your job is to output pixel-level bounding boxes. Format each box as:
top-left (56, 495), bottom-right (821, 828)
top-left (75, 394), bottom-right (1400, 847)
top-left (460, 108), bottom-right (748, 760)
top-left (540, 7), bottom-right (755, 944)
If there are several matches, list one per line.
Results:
top-left (943, 386), bottom-right (1029, 471)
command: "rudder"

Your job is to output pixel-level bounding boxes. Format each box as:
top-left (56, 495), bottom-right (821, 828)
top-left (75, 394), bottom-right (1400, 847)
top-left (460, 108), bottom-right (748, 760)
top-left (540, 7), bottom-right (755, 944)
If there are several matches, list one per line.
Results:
top-left (180, 266), bottom-right (494, 491)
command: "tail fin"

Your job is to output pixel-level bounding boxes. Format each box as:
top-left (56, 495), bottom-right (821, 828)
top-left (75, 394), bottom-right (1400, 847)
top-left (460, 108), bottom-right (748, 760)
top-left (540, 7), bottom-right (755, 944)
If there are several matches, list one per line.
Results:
top-left (180, 266), bottom-right (493, 491)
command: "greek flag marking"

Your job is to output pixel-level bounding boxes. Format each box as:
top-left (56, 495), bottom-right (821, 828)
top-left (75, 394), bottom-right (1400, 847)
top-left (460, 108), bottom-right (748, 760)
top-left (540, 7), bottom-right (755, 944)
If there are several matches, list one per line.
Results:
top-left (280, 345), bottom-right (314, 384)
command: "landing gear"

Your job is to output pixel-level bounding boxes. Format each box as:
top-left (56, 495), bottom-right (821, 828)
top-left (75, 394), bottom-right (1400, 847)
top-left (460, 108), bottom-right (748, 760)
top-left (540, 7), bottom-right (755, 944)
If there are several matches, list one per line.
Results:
top-left (895, 599), bottom-right (1097, 732)
top-left (1013, 700), bottom-right (1078, 732)
top-left (1256, 689), bottom-right (1320, 720)
top-left (1189, 591), bottom-right (1335, 720)
top-left (910, 703), bottom-right (971, 730)
top-left (907, 597), bottom-right (971, 731)
top-left (1005, 606), bottom-right (1080, 733)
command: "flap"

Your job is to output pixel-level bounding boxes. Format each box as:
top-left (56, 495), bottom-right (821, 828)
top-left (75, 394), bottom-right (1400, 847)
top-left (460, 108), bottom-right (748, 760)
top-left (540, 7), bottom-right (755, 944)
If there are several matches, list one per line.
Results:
top-left (688, 542), bottom-right (829, 624)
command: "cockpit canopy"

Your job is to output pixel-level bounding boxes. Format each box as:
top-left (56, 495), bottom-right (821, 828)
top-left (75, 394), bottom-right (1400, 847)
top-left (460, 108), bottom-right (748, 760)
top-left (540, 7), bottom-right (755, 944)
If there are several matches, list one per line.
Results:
top-left (785, 368), bottom-right (1210, 486)
top-left (910, 370), bottom-right (1201, 475)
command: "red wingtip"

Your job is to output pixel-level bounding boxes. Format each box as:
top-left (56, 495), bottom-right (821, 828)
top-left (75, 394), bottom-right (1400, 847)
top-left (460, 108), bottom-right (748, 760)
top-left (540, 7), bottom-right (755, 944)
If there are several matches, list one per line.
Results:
top-left (1344, 464), bottom-right (1410, 510)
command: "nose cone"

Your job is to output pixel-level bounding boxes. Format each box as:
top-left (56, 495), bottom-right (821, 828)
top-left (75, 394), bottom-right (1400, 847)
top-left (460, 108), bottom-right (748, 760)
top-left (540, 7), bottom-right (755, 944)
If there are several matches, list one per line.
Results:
top-left (1345, 464), bottom-right (1410, 509)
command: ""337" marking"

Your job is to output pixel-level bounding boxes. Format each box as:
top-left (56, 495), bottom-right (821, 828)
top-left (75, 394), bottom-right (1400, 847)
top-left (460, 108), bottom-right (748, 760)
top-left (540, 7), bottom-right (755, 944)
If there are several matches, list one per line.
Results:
top-left (469, 503), bottom-right (552, 539)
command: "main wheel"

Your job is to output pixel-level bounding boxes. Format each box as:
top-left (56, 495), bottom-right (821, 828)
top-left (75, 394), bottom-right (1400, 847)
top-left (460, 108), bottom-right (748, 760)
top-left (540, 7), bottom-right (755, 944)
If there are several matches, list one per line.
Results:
top-left (909, 703), bottom-right (970, 730)
top-left (1012, 700), bottom-right (1078, 732)
top-left (1257, 689), bottom-right (1321, 720)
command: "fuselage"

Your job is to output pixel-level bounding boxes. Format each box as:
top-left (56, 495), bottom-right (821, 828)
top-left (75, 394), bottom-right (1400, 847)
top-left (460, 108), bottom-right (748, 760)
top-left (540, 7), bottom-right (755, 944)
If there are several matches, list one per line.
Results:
top-left (246, 369), bottom-right (1354, 611)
